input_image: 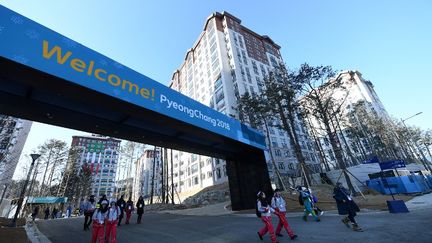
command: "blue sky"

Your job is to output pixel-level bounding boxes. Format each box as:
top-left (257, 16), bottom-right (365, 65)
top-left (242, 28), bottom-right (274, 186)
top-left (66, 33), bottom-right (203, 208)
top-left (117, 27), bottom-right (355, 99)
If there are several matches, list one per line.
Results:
top-left (1, 1), bottom-right (431, 177)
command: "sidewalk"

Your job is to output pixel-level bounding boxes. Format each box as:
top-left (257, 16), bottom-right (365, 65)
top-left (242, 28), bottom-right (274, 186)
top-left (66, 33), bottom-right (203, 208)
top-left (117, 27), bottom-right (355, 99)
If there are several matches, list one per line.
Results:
top-left (159, 201), bottom-right (233, 216)
top-left (405, 192), bottom-right (432, 210)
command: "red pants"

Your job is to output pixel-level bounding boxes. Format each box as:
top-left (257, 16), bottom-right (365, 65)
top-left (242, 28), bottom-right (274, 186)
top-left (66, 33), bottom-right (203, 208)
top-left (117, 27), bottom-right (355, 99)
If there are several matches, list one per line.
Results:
top-left (125, 211), bottom-right (132, 224)
top-left (105, 221), bottom-right (117, 243)
top-left (275, 211), bottom-right (295, 237)
top-left (258, 216), bottom-right (277, 243)
top-left (91, 222), bottom-right (105, 243)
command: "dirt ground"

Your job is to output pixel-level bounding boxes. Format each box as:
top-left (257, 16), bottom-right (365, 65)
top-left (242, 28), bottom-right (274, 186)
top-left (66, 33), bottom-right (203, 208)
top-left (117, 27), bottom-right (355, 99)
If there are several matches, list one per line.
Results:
top-left (281, 184), bottom-right (414, 212)
top-left (0, 217), bottom-right (29, 243)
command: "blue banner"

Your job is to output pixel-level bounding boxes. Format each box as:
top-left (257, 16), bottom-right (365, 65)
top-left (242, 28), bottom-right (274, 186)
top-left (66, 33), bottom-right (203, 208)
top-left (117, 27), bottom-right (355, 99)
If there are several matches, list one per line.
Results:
top-left (379, 160), bottom-right (406, 170)
top-left (0, 5), bottom-right (265, 149)
top-left (363, 156), bottom-right (379, 164)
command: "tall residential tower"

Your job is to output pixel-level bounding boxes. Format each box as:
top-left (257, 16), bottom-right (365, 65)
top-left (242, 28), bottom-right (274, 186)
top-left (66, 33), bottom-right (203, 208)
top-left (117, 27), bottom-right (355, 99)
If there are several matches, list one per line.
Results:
top-left (168, 12), bottom-right (318, 198)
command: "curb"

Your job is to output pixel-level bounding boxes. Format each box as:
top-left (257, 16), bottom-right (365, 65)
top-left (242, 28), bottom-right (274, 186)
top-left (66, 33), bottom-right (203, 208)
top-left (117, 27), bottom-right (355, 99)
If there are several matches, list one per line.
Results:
top-left (25, 220), bottom-right (52, 243)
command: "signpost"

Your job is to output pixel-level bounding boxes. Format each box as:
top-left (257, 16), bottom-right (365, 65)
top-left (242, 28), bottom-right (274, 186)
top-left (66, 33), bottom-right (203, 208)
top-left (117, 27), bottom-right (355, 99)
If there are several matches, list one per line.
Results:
top-left (363, 157), bottom-right (409, 213)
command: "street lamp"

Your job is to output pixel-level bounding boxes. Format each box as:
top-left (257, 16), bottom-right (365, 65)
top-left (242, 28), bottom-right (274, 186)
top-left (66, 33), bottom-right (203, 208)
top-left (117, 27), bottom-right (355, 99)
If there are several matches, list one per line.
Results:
top-left (10, 153), bottom-right (41, 227)
top-left (401, 112), bottom-right (431, 172)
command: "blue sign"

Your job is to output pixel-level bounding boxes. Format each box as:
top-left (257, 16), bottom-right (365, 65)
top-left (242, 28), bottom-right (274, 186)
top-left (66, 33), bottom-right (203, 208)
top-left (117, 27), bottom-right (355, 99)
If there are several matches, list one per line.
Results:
top-left (363, 156), bottom-right (379, 164)
top-left (0, 5), bottom-right (265, 149)
top-left (379, 160), bottom-right (406, 170)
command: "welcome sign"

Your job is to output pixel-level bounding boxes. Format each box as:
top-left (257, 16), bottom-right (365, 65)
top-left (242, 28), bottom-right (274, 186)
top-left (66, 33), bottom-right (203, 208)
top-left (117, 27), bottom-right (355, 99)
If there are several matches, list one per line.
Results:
top-left (0, 5), bottom-right (265, 149)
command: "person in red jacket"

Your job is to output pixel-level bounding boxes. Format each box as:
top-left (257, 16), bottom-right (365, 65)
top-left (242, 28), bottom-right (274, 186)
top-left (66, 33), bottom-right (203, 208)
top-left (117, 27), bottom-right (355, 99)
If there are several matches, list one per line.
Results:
top-left (271, 189), bottom-right (298, 240)
top-left (105, 200), bottom-right (120, 243)
top-left (91, 200), bottom-right (108, 243)
top-left (256, 191), bottom-right (277, 243)
top-left (125, 198), bottom-right (134, 224)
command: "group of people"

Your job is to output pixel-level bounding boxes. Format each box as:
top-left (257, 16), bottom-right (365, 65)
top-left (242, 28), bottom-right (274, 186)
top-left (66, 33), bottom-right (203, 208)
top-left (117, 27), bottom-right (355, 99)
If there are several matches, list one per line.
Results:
top-left (256, 182), bottom-right (361, 243)
top-left (81, 194), bottom-right (145, 243)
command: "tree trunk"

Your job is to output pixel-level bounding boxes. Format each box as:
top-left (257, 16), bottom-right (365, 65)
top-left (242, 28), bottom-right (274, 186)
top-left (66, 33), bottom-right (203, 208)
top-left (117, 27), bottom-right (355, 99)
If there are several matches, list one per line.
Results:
top-left (320, 108), bottom-right (355, 193)
top-left (276, 102), bottom-right (311, 186)
top-left (46, 154), bottom-right (61, 196)
top-left (262, 119), bottom-right (286, 191)
top-left (306, 116), bottom-right (330, 171)
top-left (39, 148), bottom-right (53, 196)
top-left (333, 112), bottom-right (359, 166)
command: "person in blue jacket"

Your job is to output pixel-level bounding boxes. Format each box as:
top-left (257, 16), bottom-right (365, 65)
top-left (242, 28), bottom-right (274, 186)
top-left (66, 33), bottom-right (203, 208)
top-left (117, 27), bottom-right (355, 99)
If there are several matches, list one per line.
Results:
top-left (333, 182), bottom-right (362, 231)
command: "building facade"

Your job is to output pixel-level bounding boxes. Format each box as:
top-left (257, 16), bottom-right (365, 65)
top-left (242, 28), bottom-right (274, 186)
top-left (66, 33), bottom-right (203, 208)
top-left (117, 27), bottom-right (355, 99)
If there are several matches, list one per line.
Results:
top-left (0, 115), bottom-right (32, 197)
top-left (70, 134), bottom-right (120, 198)
top-left (133, 147), bottom-right (162, 201)
top-left (305, 70), bottom-right (392, 169)
top-left (168, 12), bottom-right (318, 197)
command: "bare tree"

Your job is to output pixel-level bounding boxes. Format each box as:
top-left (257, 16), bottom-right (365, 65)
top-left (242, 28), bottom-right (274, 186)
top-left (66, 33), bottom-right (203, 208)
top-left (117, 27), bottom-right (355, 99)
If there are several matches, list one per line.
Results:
top-left (297, 64), bottom-right (356, 193)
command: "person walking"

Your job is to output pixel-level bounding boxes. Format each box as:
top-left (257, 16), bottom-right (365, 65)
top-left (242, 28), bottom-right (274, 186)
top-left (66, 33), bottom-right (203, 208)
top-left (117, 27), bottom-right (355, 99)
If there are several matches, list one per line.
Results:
top-left (91, 200), bottom-right (108, 243)
top-left (125, 198), bottom-right (134, 224)
top-left (105, 200), bottom-right (120, 243)
top-left (79, 198), bottom-right (85, 216)
top-left (116, 195), bottom-right (126, 226)
top-left (333, 182), bottom-right (362, 232)
top-left (31, 206), bottom-right (39, 222)
top-left (98, 194), bottom-right (109, 206)
top-left (51, 208), bottom-right (58, 219)
top-left (136, 196), bottom-right (145, 224)
top-left (84, 195), bottom-right (96, 231)
top-left (66, 204), bottom-right (72, 218)
top-left (271, 189), bottom-right (297, 240)
top-left (297, 186), bottom-right (320, 222)
top-left (256, 191), bottom-right (277, 243)
top-left (44, 207), bottom-right (50, 220)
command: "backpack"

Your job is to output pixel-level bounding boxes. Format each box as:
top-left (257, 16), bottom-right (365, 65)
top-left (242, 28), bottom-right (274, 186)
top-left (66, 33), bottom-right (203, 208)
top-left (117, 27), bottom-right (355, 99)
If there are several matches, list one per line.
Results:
top-left (255, 201), bottom-right (261, 218)
top-left (312, 195), bottom-right (318, 204)
top-left (298, 194), bottom-right (304, 206)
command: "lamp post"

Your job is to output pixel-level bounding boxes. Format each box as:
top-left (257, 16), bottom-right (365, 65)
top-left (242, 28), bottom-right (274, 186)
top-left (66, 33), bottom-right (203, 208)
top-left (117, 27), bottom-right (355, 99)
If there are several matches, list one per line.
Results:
top-left (10, 154), bottom-right (41, 227)
top-left (401, 112), bottom-right (431, 172)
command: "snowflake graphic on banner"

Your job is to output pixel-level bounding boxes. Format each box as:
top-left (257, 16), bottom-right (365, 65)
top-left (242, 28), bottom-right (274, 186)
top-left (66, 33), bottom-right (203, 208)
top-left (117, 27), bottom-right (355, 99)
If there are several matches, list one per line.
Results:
top-left (10, 16), bottom-right (24, 25)
top-left (26, 29), bottom-right (40, 39)
top-left (99, 59), bottom-right (108, 66)
top-left (13, 55), bottom-right (29, 64)
top-left (62, 38), bottom-right (77, 48)
top-left (0, 26), bottom-right (4, 34)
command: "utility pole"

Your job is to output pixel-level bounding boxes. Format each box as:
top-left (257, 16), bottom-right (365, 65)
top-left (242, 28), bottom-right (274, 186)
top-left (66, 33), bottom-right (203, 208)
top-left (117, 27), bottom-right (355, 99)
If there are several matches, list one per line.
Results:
top-left (150, 146), bottom-right (156, 204)
top-left (401, 112), bottom-right (431, 172)
top-left (170, 149), bottom-right (174, 204)
top-left (160, 148), bottom-right (165, 203)
top-left (10, 154), bottom-right (40, 227)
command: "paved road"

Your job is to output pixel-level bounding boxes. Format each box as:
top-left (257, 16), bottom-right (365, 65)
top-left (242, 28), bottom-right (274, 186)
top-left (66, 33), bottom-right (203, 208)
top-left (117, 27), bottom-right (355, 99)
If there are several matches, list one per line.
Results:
top-left (36, 207), bottom-right (432, 243)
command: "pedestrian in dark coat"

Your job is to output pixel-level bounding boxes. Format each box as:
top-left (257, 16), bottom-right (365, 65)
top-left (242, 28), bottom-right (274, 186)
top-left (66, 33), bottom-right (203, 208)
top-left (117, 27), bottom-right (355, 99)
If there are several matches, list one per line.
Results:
top-left (116, 195), bottom-right (126, 226)
top-left (44, 207), bottom-right (50, 220)
top-left (136, 196), bottom-right (145, 224)
top-left (333, 182), bottom-right (362, 231)
top-left (31, 206), bottom-right (39, 222)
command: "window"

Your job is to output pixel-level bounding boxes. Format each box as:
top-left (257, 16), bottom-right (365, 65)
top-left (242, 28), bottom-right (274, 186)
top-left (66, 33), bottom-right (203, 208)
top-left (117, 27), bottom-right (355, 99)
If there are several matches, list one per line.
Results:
top-left (269, 56), bottom-right (278, 67)
top-left (214, 78), bottom-right (222, 90)
top-left (275, 149), bottom-right (282, 157)
top-left (252, 61), bottom-right (259, 75)
top-left (278, 163), bottom-right (285, 170)
top-left (207, 171), bottom-right (213, 178)
top-left (193, 176), bottom-right (199, 185)
top-left (191, 164), bottom-right (198, 174)
top-left (215, 89), bottom-right (225, 104)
